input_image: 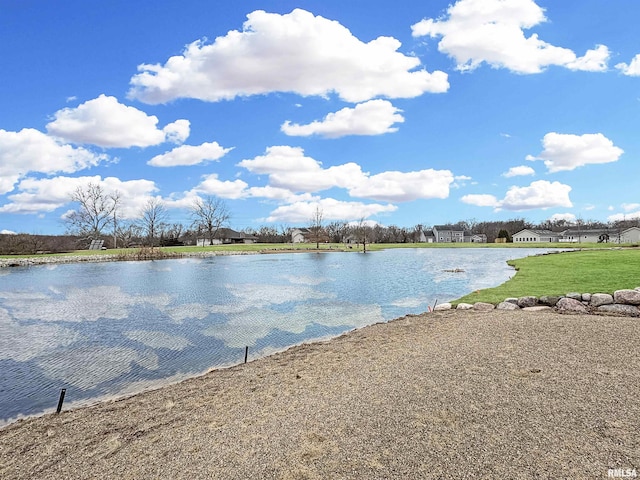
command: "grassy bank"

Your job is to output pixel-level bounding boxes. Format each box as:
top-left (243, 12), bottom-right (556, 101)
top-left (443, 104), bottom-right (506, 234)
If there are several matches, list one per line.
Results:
top-left (455, 248), bottom-right (640, 304)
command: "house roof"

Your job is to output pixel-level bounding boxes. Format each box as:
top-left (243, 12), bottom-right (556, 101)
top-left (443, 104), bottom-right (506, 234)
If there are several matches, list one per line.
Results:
top-left (433, 224), bottom-right (465, 231)
top-left (514, 229), bottom-right (559, 237)
top-left (214, 228), bottom-right (257, 240)
top-left (561, 228), bottom-right (610, 235)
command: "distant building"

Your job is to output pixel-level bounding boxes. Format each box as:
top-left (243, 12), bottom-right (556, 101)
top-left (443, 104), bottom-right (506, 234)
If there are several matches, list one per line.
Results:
top-left (291, 227), bottom-right (330, 244)
top-left (196, 228), bottom-right (257, 246)
top-left (431, 225), bottom-right (485, 243)
top-left (559, 228), bottom-right (610, 243)
top-left (513, 226), bottom-right (640, 244)
top-left (512, 229), bottom-right (560, 243)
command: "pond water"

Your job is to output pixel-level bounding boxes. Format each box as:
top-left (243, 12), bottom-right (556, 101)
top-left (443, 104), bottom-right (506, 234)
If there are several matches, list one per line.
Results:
top-left (0, 248), bottom-right (552, 424)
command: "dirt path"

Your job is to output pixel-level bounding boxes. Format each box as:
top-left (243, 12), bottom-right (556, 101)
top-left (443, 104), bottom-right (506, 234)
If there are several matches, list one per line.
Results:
top-left (1, 310), bottom-right (638, 479)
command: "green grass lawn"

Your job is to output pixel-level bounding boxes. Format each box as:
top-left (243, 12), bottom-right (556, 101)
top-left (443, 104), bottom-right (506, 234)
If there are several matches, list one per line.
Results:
top-left (455, 248), bottom-right (640, 304)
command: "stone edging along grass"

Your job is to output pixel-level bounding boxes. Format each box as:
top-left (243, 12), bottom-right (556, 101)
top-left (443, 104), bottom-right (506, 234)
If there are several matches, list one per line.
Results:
top-left (435, 288), bottom-right (640, 317)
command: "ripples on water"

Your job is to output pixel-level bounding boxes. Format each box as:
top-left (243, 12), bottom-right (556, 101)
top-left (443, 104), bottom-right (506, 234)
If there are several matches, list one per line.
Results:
top-left (0, 248), bottom-right (551, 424)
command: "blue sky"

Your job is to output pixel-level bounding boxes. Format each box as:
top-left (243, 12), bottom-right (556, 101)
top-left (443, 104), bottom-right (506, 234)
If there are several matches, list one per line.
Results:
top-left (1, 0), bottom-right (639, 234)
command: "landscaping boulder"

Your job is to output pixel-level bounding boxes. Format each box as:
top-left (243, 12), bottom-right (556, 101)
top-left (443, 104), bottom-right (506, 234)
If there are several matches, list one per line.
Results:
top-left (566, 292), bottom-right (582, 300)
top-left (556, 297), bottom-right (588, 314)
top-left (582, 293), bottom-right (591, 302)
top-left (456, 303), bottom-right (474, 310)
top-left (473, 302), bottom-right (495, 311)
top-left (538, 295), bottom-right (562, 306)
top-left (497, 301), bottom-right (520, 310)
top-left (504, 297), bottom-right (519, 305)
top-left (613, 289), bottom-right (640, 305)
top-left (597, 304), bottom-right (640, 317)
top-left (434, 302), bottom-right (452, 311)
top-left (589, 293), bottom-right (614, 307)
top-left (517, 296), bottom-right (538, 308)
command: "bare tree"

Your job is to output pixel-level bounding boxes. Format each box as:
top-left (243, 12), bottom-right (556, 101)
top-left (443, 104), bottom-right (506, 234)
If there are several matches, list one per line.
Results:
top-left (308, 205), bottom-right (324, 249)
top-left (110, 190), bottom-right (121, 248)
top-left (355, 217), bottom-right (372, 253)
top-left (191, 196), bottom-right (230, 246)
top-left (326, 221), bottom-right (349, 243)
top-left (116, 221), bottom-right (143, 248)
top-left (65, 182), bottom-right (118, 241)
top-left (138, 198), bottom-right (168, 246)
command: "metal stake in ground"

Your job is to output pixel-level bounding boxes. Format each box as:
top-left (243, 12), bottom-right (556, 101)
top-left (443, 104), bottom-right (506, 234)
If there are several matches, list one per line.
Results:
top-left (56, 388), bottom-right (66, 414)
top-left (244, 346), bottom-right (249, 363)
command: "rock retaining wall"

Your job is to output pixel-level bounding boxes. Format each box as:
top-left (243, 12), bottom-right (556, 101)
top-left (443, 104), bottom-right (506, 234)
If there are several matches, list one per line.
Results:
top-left (444, 288), bottom-right (640, 317)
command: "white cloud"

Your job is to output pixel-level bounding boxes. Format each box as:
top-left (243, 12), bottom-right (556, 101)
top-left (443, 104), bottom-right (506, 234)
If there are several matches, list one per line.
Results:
top-left (451, 175), bottom-right (472, 188)
top-left (238, 146), bottom-right (454, 202)
top-left (246, 186), bottom-right (318, 204)
top-left (502, 165), bottom-right (535, 177)
top-left (46, 95), bottom-right (190, 147)
top-left (461, 180), bottom-right (572, 211)
top-left (0, 175), bottom-right (158, 217)
top-left (616, 54), bottom-right (640, 76)
top-left (499, 180), bottom-right (572, 210)
top-left (193, 173), bottom-right (249, 199)
top-left (0, 128), bottom-right (108, 195)
top-left (0, 230), bottom-right (17, 234)
top-left (148, 141), bottom-right (233, 167)
top-left (622, 203), bottom-right (640, 212)
top-left (129, 9), bottom-right (448, 104)
top-left (566, 44), bottom-right (610, 72)
top-left (608, 211), bottom-right (640, 223)
top-left (348, 169), bottom-right (453, 202)
top-left (549, 213), bottom-right (576, 223)
top-left (281, 100), bottom-right (404, 138)
top-left (265, 198), bottom-right (397, 223)
top-left (162, 119), bottom-right (191, 144)
top-left (527, 132), bottom-right (623, 172)
top-left (460, 194), bottom-right (499, 207)
top-left (411, 0), bottom-right (609, 74)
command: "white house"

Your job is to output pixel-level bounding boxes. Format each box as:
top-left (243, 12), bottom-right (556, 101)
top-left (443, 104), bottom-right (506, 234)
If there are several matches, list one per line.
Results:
top-left (620, 226), bottom-right (640, 244)
top-left (291, 228), bottom-right (311, 243)
top-left (559, 228), bottom-right (611, 243)
top-left (512, 229), bottom-right (560, 243)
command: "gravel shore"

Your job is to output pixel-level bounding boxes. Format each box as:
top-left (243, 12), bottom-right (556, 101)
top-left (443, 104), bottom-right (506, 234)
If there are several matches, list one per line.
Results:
top-left (1, 309), bottom-right (638, 479)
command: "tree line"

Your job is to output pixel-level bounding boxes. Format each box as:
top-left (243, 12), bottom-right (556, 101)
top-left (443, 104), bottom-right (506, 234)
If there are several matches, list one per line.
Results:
top-left (63, 183), bottom-right (230, 248)
top-left (2, 182), bottom-right (639, 254)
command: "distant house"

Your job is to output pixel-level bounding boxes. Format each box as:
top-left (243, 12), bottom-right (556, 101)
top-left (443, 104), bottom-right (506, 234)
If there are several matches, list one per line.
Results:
top-left (559, 228), bottom-right (611, 243)
top-left (620, 226), bottom-right (640, 244)
top-left (291, 227), bottom-right (330, 244)
top-left (470, 233), bottom-right (487, 243)
top-left (291, 228), bottom-right (311, 243)
top-left (421, 230), bottom-right (436, 243)
top-left (196, 228), bottom-right (257, 246)
top-left (515, 226), bottom-right (640, 244)
top-left (432, 225), bottom-right (465, 243)
top-left (512, 229), bottom-right (560, 243)
top-left (431, 225), bottom-right (485, 243)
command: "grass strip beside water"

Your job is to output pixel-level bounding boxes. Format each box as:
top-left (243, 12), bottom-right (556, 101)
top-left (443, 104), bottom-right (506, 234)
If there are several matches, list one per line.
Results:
top-left (455, 248), bottom-right (640, 305)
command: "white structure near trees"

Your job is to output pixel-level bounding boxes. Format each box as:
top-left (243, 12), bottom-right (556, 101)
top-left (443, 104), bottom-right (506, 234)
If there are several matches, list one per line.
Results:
top-left (513, 226), bottom-right (640, 244)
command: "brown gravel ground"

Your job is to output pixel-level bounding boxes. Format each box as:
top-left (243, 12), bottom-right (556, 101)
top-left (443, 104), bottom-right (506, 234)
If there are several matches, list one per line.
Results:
top-left (0, 310), bottom-right (638, 479)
